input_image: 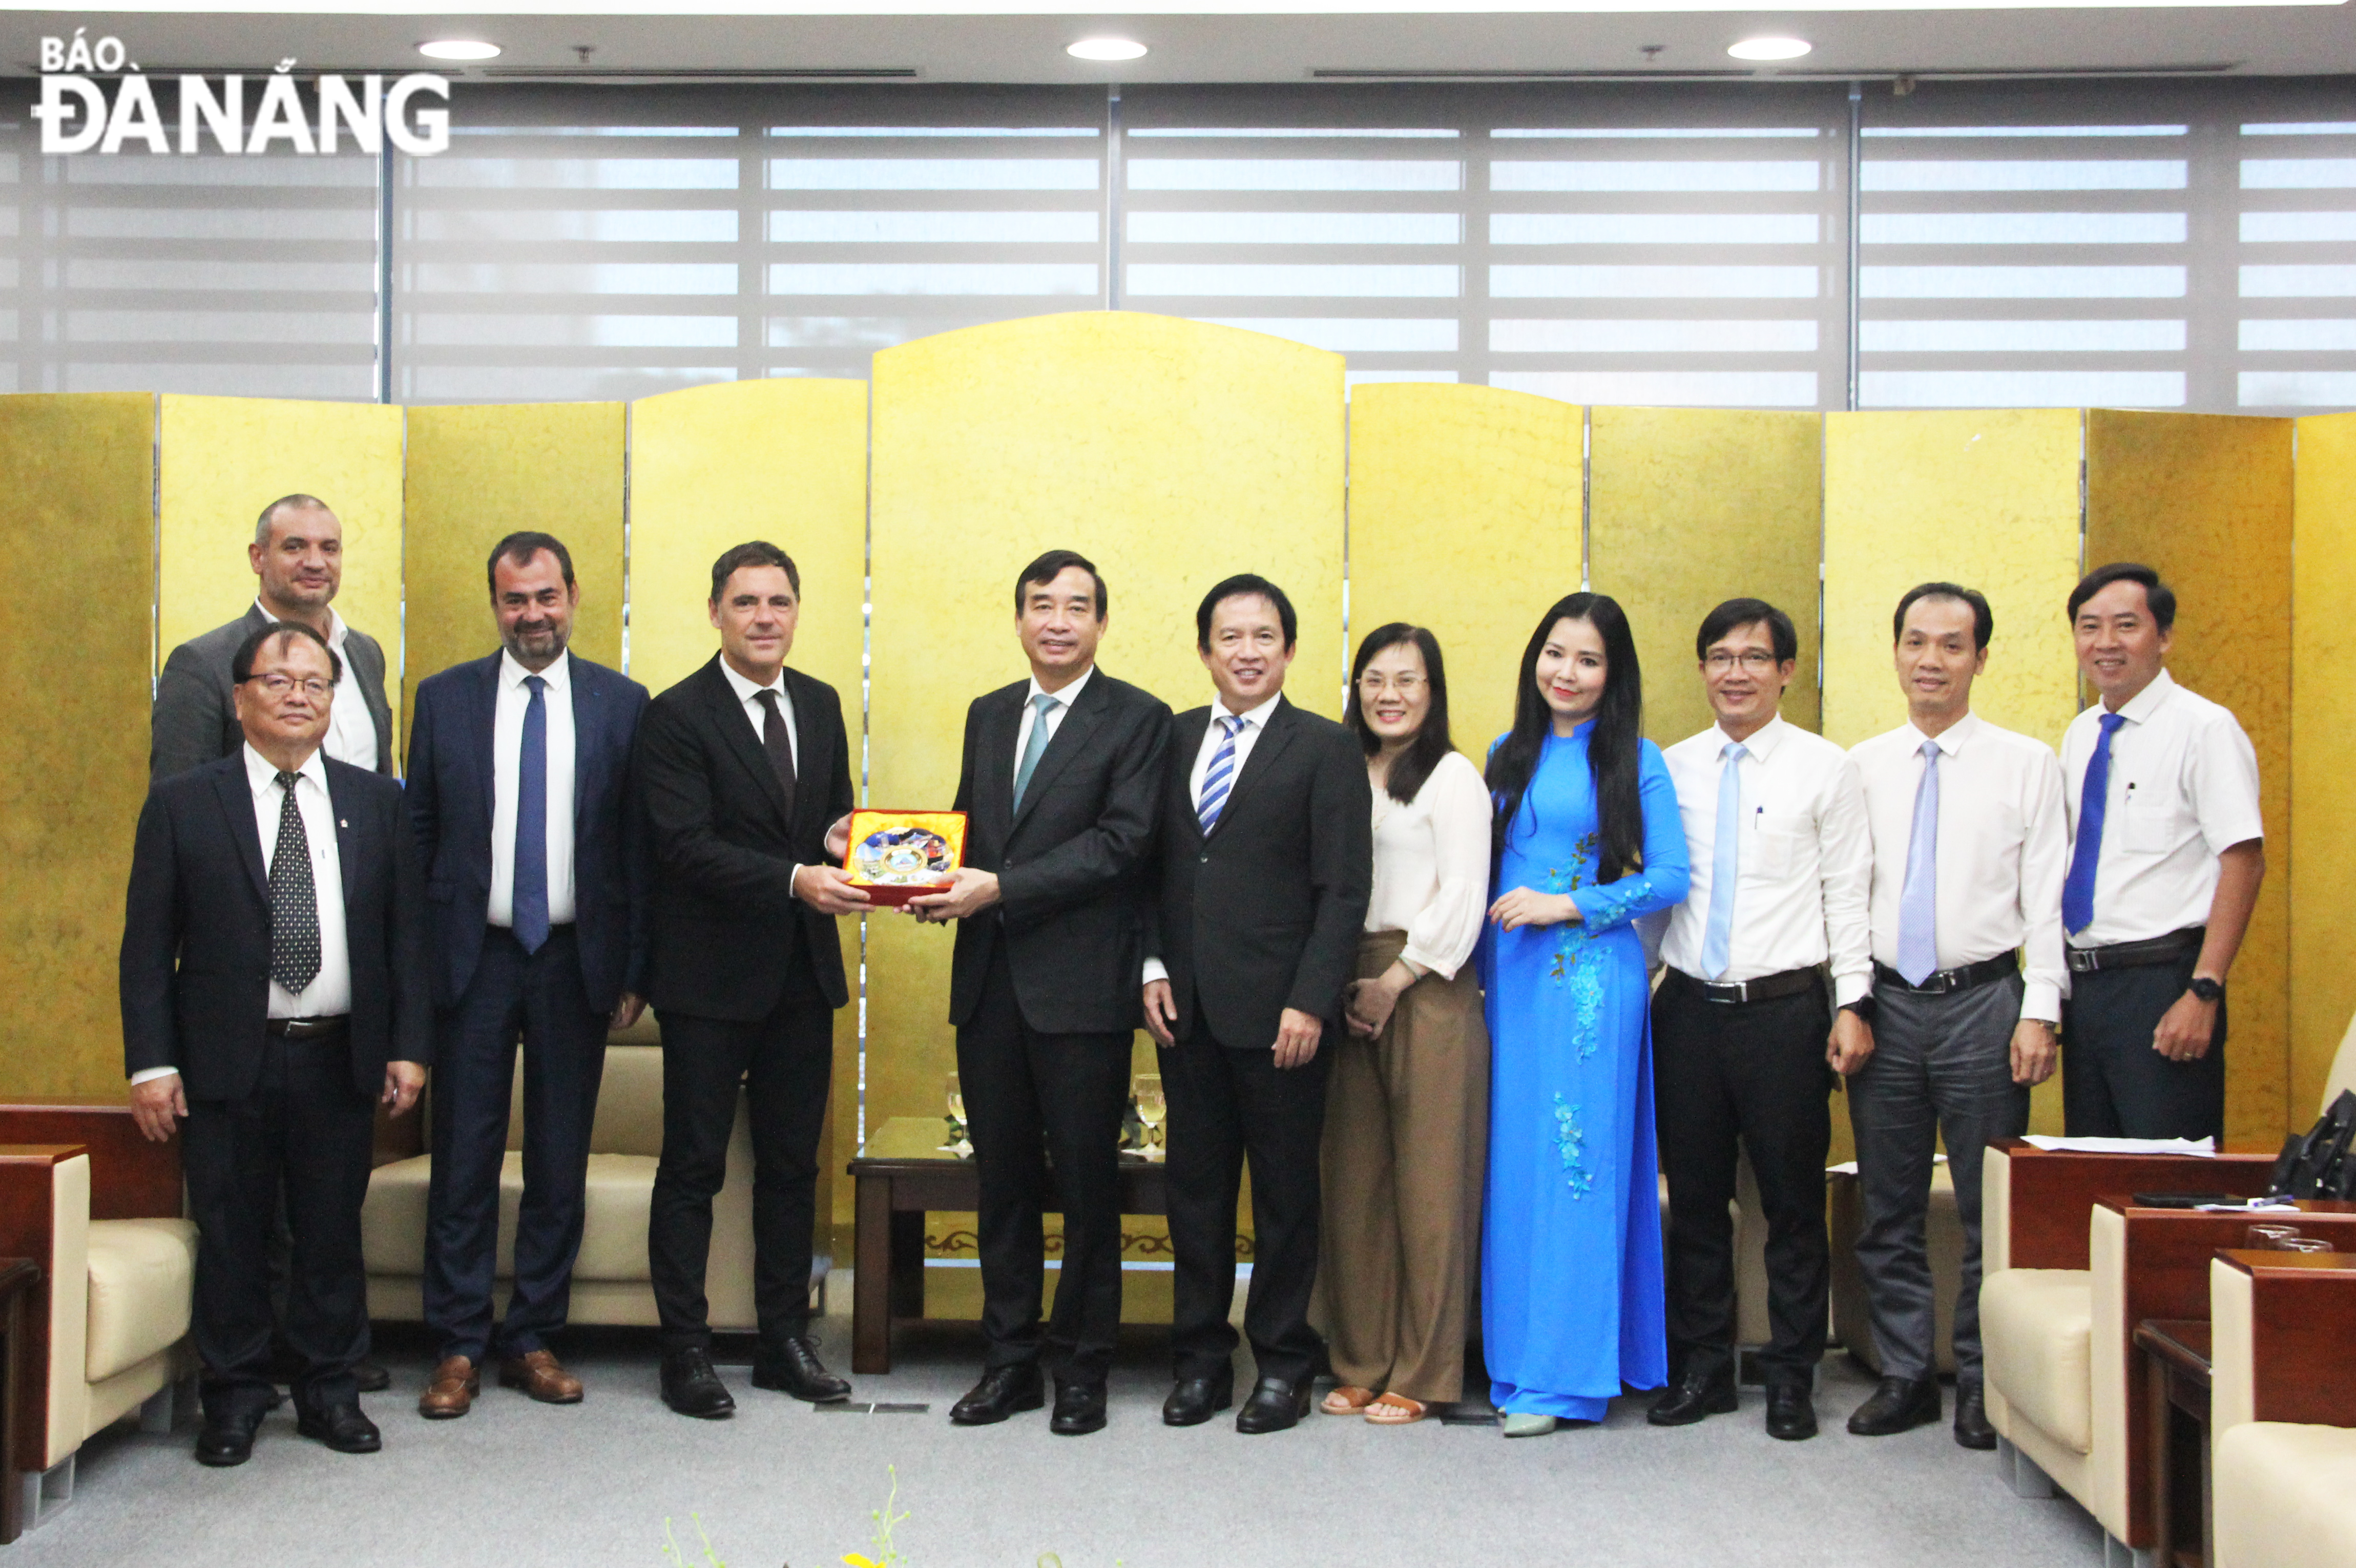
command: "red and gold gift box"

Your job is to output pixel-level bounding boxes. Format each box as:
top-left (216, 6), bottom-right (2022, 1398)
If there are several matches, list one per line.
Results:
top-left (843, 808), bottom-right (967, 907)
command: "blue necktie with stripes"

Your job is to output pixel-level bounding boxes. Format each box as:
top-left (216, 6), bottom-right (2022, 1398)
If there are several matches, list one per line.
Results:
top-left (1197, 715), bottom-right (1244, 834)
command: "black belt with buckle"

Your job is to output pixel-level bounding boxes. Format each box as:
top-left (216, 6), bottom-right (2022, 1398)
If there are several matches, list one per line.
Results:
top-left (1873, 952), bottom-right (2019, 996)
top-left (1664, 965), bottom-right (1824, 1006)
top-left (266, 1016), bottom-right (349, 1039)
top-left (2066, 926), bottom-right (2205, 975)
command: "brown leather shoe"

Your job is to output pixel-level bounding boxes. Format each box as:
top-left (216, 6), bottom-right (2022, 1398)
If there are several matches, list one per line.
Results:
top-left (498, 1349), bottom-right (584, 1405)
top-left (419, 1355), bottom-right (479, 1419)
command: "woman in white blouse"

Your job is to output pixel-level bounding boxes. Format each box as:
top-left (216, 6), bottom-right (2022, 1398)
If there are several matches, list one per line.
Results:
top-left (1312, 623), bottom-right (1492, 1425)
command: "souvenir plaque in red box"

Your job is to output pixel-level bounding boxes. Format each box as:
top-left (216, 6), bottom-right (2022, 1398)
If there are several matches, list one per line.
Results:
top-left (844, 809), bottom-right (967, 907)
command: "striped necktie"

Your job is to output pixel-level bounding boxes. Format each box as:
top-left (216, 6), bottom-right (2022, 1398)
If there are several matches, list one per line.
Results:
top-left (1197, 715), bottom-right (1244, 834)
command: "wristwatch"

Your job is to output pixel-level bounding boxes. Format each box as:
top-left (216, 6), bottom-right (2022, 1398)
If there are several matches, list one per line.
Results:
top-left (2187, 976), bottom-right (2225, 1005)
top-left (1840, 995), bottom-right (1878, 1026)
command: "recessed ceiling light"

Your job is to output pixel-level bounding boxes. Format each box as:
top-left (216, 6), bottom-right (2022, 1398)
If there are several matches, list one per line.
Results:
top-left (1727, 36), bottom-right (1811, 61)
top-left (419, 39), bottom-right (502, 61)
top-left (1067, 37), bottom-right (1148, 61)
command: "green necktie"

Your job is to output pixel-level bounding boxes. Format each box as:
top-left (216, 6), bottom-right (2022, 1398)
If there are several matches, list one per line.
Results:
top-left (1011, 692), bottom-right (1058, 810)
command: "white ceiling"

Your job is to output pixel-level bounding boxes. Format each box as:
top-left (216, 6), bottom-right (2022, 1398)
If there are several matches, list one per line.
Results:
top-left (5, 4), bottom-right (2352, 82)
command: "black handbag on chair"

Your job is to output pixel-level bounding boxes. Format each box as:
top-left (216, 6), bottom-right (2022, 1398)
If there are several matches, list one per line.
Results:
top-left (2268, 1089), bottom-right (2356, 1200)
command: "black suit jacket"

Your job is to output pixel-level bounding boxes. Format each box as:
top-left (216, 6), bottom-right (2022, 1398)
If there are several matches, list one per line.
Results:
top-left (947, 670), bottom-right (1172, 1035)
top-left (151, 603), bottom-right (397, 781)
top-left (119, 751), bottom-right (432, 1102)
top-left (404, 650), bottom-right (652, 1015)
top-left (1145, 696), bottom-right (1373, 1050)
top-left (635, 654), bottom-right (855, 1020)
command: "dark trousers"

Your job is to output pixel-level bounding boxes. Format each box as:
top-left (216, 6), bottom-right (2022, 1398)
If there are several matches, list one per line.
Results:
top-left (1160, 1026), bottom-right (1330, 1386)
top-left (182, 1027), bottom-right (376, 1419)
top-left (648, 970), bottom-right (833, 1353)
top-left (423, 926), bottom-right (609, 1364)
top-left (1847, 973), bottom-right (2030, 1384)
top-left (2062, 950), bottom-right (2225, 1142)
top-left (957, 943), bottom-right (1132, 1384)
top-left (1652, 975), bottom-right (1833, 1386)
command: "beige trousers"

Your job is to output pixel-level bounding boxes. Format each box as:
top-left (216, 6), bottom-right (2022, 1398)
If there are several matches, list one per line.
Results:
top-left (1310, 929), bottom-right (1489, 1403)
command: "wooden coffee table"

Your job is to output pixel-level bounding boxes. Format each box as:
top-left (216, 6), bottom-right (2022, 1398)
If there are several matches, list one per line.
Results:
top-left (845, 1116), bottom-right (1170, 1374)
top-left (1, 1256), bottom-right (41, 1545)
top-left (2135, 1317), bottom-right (2211, 1568)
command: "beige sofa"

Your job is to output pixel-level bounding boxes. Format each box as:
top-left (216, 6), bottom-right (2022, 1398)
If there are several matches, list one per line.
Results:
top-left (2211, 1249), bottom-right (2356, 1568)
top-left (361, 1037), bottom-right (762, 1332)
top-left (1828, 1158), bottom-right (1967, 1375)
top-left (0, 1106), bottom-right (196, 1537)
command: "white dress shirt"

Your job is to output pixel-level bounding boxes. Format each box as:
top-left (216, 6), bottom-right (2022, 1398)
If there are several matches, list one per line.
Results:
top-left (1366, 749), bottom-right (1491, 981)
top-left (1142, 688), bottom-right (1286, 985)
top-left (1852, 712), bottom-right (2070, 1023)
top-left (2059, 669), bottom-right (2264, 950)
top-left (256, 600), bottom-right (378, 771)
top-left (1012, 664), bottom-right (1095, 792)
top-left (717, 656), bottom-right (806, 896)
top-left (488, 649), bottom-right (578, 929)
top-left (132, 744), bottom-right (353, 1084)
top-left (1655, 715), bottom-right (1873, 1006)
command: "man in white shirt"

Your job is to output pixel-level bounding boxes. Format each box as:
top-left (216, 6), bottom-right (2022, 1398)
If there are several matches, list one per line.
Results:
top-left (405, 533), bottom-right (652, 1418)
top-left (121, 621), bottom-right (430, 1466)
top-left (1648, 599), bottom-right (1873, 1444)
top-left (2059, 563), bottom-right (2265, 1143)
top-left (1847, 583), bottom-right (2067, 1452)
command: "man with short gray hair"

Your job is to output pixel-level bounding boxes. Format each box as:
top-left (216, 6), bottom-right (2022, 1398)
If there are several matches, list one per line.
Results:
top-left (151, 493), bottom-right (395, 781)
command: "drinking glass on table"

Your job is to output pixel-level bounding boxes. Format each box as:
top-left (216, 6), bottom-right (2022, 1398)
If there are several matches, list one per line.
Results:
top-left (1134, 1073), bottom-right (1167, 1160)
top-left (2248, 1223), bottom-right (2304, 1249)
top-left (2282, 1237), bottom-right (2338, 1254)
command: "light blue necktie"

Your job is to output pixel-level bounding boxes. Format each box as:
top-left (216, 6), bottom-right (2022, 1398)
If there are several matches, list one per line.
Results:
top-left (1895, 738), bottom-right (1941, 987)
top-left (1011, 691), bottom-right (1058, 810)
top-left (1197, 715), bottom-right (1244, 834)
top-left (513, 674), bottom-right (550, 955)
top-left (1699, 741), bottom-right (1746, 980)
top-left (2062, 710), bottom-right (2127, 936)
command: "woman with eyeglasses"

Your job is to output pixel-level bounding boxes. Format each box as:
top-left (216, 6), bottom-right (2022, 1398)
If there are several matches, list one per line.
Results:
top-left (1479, 593), bottom-right (1690, 1436)
top-left (1312, 624), bottom-right (1491, 1427)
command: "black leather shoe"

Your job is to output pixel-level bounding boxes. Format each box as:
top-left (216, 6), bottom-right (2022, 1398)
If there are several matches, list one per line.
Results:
top-left (1050, 1379), bottom-right (1109, 1436)
top-left (1765, 1380), bottom-right (1818, 1441)
top-left (354, 1357), bottom-right (391, 1394)
top-left (1847, 1375), bottom-right (1941, 1436)
top-left (950, 1363), bottom-right (1045, 1426)
top-left (193, 1408), bottom-right (264, 1468)
top-left (660, 1347), bottom-right (736, 1419)
top-left (1953, 1379), bottom-right (1997, 1450)
top-left (1646, 1369), bottom-right (1739, 1427)
top-left (1162, 1370), bottom-right (1234, 1427)
top-left (1235, 1376), bottom-right (1311, 1434)
top-left (750, 1336), bottom-right (851, 1404)
top-left (295, 1401), bottom-right (382, 1454)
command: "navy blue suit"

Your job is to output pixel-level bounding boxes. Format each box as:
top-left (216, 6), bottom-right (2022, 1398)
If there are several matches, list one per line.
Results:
top-left (405, 649), bottom-right (650, 1364)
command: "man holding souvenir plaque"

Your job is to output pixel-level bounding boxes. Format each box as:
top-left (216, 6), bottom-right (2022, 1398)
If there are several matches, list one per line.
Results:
top-left (907, 549), bottom-right (1173, 1437)
top-left (634, 541), bottom-right (865, 1420)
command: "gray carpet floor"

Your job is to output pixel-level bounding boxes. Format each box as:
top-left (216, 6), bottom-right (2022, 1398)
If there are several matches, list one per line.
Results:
top-left (19, 1287), bottom-right (2107, 1568)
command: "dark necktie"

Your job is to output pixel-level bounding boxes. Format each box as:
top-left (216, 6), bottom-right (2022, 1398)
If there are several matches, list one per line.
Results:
top-left (269, 770), bottom-right (322, 995)
top-left (755, 688), bottom-right (798, 824)
top-left (513, 674), bottom-right (550, 954)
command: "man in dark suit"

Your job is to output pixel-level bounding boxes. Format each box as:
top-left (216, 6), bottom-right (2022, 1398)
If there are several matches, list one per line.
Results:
top-left (121, 620), bottom-right (430, 1468)
top-left (151, 494), bottom-right (397, 782)
top-left (405, 532), bottom-right (651, 1419)
top-left (635, 540), bottom-right (864, 1418)
top-left (1142, 573), bottom-right (1372, 1435)
top-left (907, 549), bottom-right (1172, 1437)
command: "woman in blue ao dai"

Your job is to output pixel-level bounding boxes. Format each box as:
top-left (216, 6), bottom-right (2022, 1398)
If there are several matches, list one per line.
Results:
top-left (1480, 593), bottom-right (1691, 1435)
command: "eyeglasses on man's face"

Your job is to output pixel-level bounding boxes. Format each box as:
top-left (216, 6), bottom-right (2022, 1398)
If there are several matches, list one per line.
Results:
top-left (1703, 651), bottom-right (1781, 674)
top-left (244, 672), bottom-right (333, 700)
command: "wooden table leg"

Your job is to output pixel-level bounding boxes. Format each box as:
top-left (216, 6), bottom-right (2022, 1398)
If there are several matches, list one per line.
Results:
top-left (2146, 1352), bottom-right (2174, 1566)
top-left (889, 1208), bottom-right (926, 1322)
top-left (852, 1170), bottom-right (892, 1375)
top-left (1, 1281), bottom-right (24, 1545)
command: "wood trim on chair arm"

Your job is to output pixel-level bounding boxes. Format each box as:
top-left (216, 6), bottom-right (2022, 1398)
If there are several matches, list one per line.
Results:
top-left (1991, 1139), bottom-right (2274, 1271)
top-left (0, 1101), bottom-right (181, 1220)
top-left (2217, 1250), bottom-right (2356, 1428)
top-left (0, 1145), bottom-right (86, 1475)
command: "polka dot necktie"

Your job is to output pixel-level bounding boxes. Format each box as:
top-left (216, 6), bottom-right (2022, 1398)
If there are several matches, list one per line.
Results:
top-left (269, 771), bottom-right (322, 995)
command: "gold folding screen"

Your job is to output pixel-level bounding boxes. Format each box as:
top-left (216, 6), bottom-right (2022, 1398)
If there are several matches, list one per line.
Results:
top-left (2292, 412), bottom-right (2356, 1124)
top-left (1348, 384), bottom-right (1581, 766)
top-left (401, 403), bottom-right (627, 735)
top-left (1592, 408), bottom-right (1824, 745)
top-left (157, 396), bottom-right (406, 758)
top-left (0, 395), bottom-right (155, 1095)
top-left (2084, 411), bottom-right (2295, 1150)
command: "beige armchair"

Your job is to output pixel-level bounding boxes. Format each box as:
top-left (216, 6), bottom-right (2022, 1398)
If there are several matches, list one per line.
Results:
top-left (0, 1104), bottom-right (196, 1536)
top-left (361, 1038), bottom-right (763, 1331)
top-left (1654, 1152), bottom-right (1774, 1377)
top-left (2211, 1249), bottom-right (2356, 1568)
top-left (1828, 1158), bottom-right (1967, 1375)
